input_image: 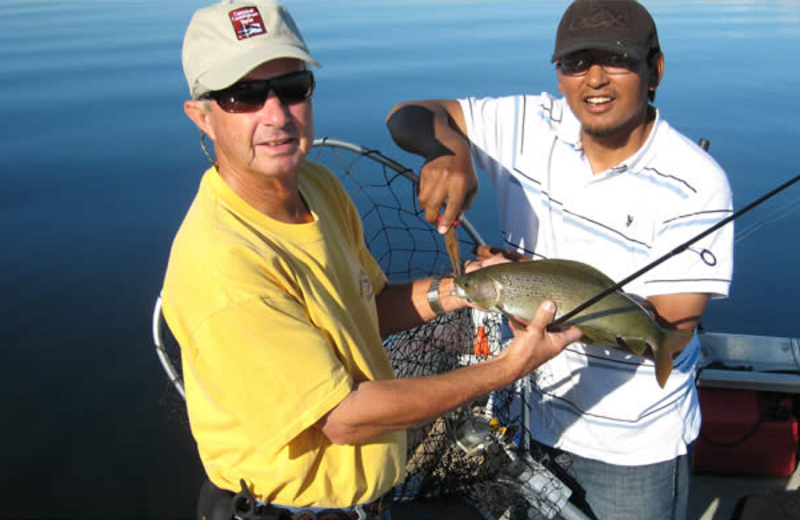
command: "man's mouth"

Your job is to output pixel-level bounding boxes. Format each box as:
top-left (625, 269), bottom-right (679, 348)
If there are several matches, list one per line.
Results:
top-left (586, 96), bottom-right (612, 105)
top-left (262, 138), bottom-right (296, 146)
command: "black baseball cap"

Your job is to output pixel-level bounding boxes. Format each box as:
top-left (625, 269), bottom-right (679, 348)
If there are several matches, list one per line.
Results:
top-left (552, 0), bottom-right (660, 62)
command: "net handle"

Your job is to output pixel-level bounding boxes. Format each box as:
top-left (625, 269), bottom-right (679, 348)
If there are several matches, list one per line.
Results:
top-left (152, 292), bottom-right (186, 400)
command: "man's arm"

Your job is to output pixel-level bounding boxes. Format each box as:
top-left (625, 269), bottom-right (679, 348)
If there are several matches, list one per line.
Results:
top-left (315, 300), bottom-right (582, 444)
top-left (374, 252), bottom-right (515, 337)
top-left (647, 293), bottom-right (711, 356)
top-left (648, 293), bottom-right (710, 331)
top-left (648, 292), bottom-right (710, 353)
top-left (386, 100), bottom-right (477, 233)
top-left (374, 277), bottom-right (461, 337)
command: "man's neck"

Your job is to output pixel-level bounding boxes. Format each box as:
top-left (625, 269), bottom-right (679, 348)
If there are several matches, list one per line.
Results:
top-left (216, 163), bottom-right (314, 225)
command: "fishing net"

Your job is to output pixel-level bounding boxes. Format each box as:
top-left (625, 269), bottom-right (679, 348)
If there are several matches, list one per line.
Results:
top-left (152, 138), bottom-right (587, 520)
top-left (308, 139), bottom-right (589, 520)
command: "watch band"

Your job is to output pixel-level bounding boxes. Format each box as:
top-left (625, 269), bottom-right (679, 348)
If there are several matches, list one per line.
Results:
top-left (426, 275), bottom-right (447, 316)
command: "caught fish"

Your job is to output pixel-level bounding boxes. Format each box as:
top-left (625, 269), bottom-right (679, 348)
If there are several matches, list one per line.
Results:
top-left (451, 259), bottom-right (692, 387)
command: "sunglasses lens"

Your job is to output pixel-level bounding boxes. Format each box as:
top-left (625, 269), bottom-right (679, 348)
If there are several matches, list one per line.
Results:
top-left (213, 72), bottom-right (315, 113)
top-left (602, 55), bottom-right (637, 74)
top-left (559, 58), bottom-right (589, 76)
top-left (558, 55), bottom-right (637, 77)
top-left (218, 83), bottom-right (268, 113)
top-left (273, 72), bottom-right (315, 104)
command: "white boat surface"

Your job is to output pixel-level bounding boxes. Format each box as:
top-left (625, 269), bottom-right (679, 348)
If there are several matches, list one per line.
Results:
top-left (689, 331), bottom-right (800, 520)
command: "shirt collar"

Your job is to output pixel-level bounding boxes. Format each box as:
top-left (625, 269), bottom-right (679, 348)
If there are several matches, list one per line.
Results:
top-left (623, 108), bottom-right (661, 174)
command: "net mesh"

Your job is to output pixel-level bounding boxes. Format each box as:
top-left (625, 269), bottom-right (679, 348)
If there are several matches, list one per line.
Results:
top-left (308, 140), bottom-right (576, 519)
top-left (154, 139), bottom-right (580, 520)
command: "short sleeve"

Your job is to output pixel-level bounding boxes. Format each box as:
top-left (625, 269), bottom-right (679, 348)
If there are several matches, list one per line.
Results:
top-left (642, 172), bottom-right (734, 298)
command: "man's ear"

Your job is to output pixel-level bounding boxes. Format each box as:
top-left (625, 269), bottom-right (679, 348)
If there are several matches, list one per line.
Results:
top-left (650, 53), bottom-right (665, 92)
top-left (184, 100), bottom-right (216, 140)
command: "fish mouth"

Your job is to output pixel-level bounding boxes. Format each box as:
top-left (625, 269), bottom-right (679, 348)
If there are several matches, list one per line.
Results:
top-left (450, 282), bottom-right (467, 299)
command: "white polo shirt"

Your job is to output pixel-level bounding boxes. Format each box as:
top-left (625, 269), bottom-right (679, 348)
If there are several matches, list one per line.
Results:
top-left (459, 93), bottom-right (734, 465)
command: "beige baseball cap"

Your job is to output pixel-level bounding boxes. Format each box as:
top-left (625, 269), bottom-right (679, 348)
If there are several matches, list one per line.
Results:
top-left (182, 0), bottom-right (321, 99)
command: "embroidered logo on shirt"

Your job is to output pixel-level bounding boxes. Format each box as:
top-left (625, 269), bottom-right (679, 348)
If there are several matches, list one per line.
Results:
top-left (359, 269), bottom-right (374, 300)
top-left (229, 7), bottom-right (267, 40)
top-left (626, 214), bottom-right (634, 227)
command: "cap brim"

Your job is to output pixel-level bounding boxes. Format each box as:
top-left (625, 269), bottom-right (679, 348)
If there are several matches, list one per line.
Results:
top-left (552, 39), bottom-right (649, 62)
top-left (196, 45), bottom-right (321, 96)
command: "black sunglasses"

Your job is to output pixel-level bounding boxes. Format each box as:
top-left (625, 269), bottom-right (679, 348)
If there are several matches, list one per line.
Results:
top-left (202, 71), bottom-right (315, 113)
top-left (557, 54), bottom-right (638, 77)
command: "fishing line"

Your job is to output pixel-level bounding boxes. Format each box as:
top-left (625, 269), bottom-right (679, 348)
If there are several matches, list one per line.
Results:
top-left (733, 191), bottom-right (800, 244)
top-left (548, 173), bottom-right (800, 330)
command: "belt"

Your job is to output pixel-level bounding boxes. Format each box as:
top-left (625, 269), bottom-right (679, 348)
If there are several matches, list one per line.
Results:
top-left (230, 479), bottom-right (392, 520)
top-left (288, 492), bottom-right (392, 520)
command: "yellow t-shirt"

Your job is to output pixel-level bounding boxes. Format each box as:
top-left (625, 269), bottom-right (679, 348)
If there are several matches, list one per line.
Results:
top-left (162, 161), bottom-right (406, 508)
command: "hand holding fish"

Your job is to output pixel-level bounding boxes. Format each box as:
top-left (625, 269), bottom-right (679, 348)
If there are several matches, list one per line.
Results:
top-left (473, 244), bottom-right (530, 264)
top-left (498, 300), bottom-right (583, 379)
top-left (463, 252), bottom-right (512, 273)
top-left (461, 244), bottom-right (532, 276)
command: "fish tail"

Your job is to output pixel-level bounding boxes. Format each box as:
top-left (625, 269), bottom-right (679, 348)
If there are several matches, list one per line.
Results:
top-left (653, 329), bottom-right (693, 388)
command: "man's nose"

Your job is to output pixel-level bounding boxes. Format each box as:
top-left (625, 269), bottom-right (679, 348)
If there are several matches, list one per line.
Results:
top-left (584, 64), bottom-right (610, 87)
top-left (257, 90), bottom-right (291, 124)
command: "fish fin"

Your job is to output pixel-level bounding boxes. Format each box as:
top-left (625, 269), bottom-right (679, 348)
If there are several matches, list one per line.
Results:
top-left (497, 304), bottom-right (528, 330)
top-left (654, 347), bottom-right (674, 389)
top-left (538, 258), bottom-right (616, 287)
top-left (652, 329), bottom-right (693, 388)
top-left (617, 337), bottom-right (649, 356)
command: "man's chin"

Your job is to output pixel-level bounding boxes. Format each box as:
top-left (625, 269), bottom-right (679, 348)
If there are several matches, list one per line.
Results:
top-left (582, 123), bottom-right (622, 138)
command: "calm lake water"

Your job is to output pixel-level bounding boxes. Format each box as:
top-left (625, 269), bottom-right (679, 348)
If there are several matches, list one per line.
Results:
top-left (2, 1), bottom-right (799, 518)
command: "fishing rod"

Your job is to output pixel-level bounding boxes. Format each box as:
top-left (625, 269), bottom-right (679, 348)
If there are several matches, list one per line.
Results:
top-left (548, 173), bottom-right (800, 330)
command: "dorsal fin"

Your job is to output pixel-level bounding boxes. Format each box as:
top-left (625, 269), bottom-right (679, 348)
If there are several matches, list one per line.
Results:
top-left (534, 258), bottom-right (617, 287)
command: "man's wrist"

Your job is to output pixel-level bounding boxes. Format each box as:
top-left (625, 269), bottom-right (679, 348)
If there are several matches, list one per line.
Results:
top-left (426, 275), bottom-right (449, 316)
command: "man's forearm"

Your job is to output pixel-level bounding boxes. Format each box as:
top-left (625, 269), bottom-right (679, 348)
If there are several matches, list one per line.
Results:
top-left (316, 353), bottom-right (517, 445)
top-left (375, 278), bottom-right (464, 337)
top-left (317, 300), bottom-right (582, 445)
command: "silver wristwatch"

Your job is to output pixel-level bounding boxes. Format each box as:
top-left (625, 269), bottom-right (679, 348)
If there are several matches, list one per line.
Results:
top-left (426, 275), bottom-right (447, 316)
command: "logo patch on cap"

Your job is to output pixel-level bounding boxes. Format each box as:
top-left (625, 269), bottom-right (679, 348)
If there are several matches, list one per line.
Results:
top-left (569, 6), bottom-right (628, 30)
top-left (229, 7), bottom-right (267, 40)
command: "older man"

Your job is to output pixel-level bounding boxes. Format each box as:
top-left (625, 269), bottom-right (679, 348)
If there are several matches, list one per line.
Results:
top-left (162, 1), bottom-right (581, 519)
top-left (386, 1), bottom-right (734, 519)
